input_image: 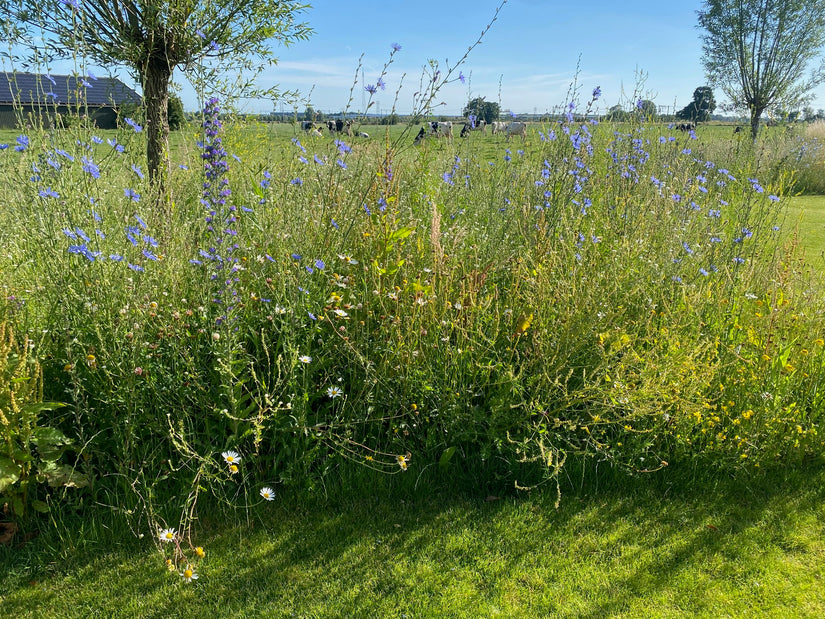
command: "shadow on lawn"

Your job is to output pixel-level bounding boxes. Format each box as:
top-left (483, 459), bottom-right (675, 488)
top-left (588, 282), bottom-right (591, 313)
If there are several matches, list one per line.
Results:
top-left (201, 461), bottom-right (825, 616)
top-left (2, 461), bottom-right (825, 617)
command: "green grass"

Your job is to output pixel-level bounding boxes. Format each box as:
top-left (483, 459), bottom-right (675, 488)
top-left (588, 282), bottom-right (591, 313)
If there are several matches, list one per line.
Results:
top-left (784, 195), bottom-right (825, 259)
top-left (4, 110), bottom-right (825, 617)
top-left (3, 463), bottom-right (825, 617)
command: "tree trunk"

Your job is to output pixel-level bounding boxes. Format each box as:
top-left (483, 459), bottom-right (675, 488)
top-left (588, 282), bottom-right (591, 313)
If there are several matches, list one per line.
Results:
top-left (749, 106), bottom-right (764, 141)
top-left (142, 57), bottom-right (173, 210)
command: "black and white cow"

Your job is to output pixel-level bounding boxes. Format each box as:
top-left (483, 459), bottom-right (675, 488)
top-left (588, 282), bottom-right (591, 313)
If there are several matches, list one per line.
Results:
top-left (327, 119), bottom-right (353, 137)
top-left (676, 121), bottom-right (696, 132)
top-left (300, 120), bottom-right (323, 137)
top-left (460, 118), bottom-right (487, 137)
top-left (414, 121), bottom-right (454, 144)
top-left (490, 121), bottom-right (507, 135)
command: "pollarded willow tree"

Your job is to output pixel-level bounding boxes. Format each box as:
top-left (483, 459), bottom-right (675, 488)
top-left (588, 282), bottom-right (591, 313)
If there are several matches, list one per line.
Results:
top-left (698, 0), bottom-right (825, 140)
top-left (1, 0), bottom-right (312, 201)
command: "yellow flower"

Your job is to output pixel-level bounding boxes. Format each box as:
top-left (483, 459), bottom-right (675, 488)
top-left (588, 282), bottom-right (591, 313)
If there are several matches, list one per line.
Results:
top-left (742, 410), bottom-right (754, 420)
top-left (396, 454), bottom-right (410, 471)
top-left (195, 547), bottom-right (205, 558)
top-left (229, 464), bottom-right (239, 474)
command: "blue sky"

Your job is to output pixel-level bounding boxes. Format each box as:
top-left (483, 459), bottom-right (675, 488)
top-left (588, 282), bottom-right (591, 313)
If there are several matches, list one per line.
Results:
top-left (237, 0), bottom-right (825, 116)
top-left (9, 0), bottom-right (825, 116)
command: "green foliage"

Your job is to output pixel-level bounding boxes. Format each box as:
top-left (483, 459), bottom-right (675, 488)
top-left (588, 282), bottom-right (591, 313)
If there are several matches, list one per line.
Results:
top-left (167, 94), bottom-right (186, 131)
top-left (0, 322), bottom-right (86, 520)
top-left (635, 98), bottom-right (658, 119)
top-left (462, 96), bottom-right (500, 124)
top-left (676, 86), bottom-right (717, 122)
top-left (604, 104), bottom-right (629, 122)
top-left (0, 91), bottom-right (823, 545)
top-left (699, 0), bottom-right (825, 138)
top-left (1, 0), bottom-right (312, 188)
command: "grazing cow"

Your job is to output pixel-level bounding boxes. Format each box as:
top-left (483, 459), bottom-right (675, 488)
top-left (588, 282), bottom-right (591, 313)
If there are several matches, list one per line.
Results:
top-left (504, 121), bottom-right (527, 141)
top-left (733, 125), bottom-right (743, 135)
top-left (359, 131), bottom-right (370, 139)
top-left (301, 120), bottom-right (316, 133)
top-left (490, 121), bottom-right (508, 135)
top-left (676, 121), bottom-right (696, 132)
top-left (327, 119), bottom-right (353, 137)
top-left (460, 118), bottom-right (487, 137)
top-left (414, 121), bottom-right (454, 144)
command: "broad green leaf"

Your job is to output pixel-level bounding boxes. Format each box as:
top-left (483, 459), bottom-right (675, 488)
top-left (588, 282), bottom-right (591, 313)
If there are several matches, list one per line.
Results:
top-left (0, 455), bottom-right (21, 492)
top-left (439, 446), bottom-right (457, 468)
top-left (30, 499), bottom-right (50, 513)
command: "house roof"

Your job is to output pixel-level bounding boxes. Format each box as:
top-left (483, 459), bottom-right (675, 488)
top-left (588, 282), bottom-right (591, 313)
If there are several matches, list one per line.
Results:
top-left (0, 72), bottom-right (141, 107)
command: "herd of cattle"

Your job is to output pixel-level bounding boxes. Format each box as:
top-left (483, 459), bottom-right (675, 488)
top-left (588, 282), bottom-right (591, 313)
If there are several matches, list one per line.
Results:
top-left (300, 119), bottom-right (370, 139)
top-left (414, 120), bottom-right (527, 143)
top-left (301, 117), bottom-right (707, 144)
top-left (299, 118), bottom-right (528, 143)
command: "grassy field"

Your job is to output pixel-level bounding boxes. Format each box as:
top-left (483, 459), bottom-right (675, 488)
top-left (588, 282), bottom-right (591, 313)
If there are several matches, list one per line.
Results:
top-left (785, 195), bottom-right (825, 259)
top-left (2, 463), bottom-right (825, 617)
top-left (3, 106), bottom-right (825, 616)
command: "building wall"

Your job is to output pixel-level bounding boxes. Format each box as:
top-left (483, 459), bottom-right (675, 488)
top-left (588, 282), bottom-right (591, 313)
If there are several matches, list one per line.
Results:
top-left (0, 104), bottom-right (121, 130)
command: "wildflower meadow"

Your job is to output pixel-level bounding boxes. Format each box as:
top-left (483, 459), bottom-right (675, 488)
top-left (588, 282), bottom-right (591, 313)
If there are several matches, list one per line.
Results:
top-left (2, 69), bottom-right (825, 614)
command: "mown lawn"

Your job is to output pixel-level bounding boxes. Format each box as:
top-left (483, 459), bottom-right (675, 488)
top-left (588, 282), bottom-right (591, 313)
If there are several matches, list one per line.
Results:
top-left (785, 195), bottom-right (825, 259)
top-left (3, 463), bottom-right (825, 618)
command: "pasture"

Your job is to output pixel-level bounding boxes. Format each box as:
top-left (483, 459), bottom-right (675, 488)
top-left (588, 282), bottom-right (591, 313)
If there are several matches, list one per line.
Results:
top-left (2, 107), bottom-right (825, 615)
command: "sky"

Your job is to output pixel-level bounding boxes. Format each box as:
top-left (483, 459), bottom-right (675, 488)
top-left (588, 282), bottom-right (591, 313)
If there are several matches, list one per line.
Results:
top-left (227, 0), bottom-right (825, 116)
top-left (8, 0), bottom-right (825, 116)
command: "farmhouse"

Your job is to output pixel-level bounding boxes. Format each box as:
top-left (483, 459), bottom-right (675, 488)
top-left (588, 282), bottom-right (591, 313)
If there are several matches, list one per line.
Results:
top-left (0, 71), bottom-right (141, 130)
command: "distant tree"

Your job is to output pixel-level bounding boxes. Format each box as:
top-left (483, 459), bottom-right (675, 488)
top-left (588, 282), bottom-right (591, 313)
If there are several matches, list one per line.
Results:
top-left (676, 86), bottom-right (717, 122)
top-left (168, 94), bottom-right (185, 131)
top-left (698, 0), bottom-right (825, 140)
top-left (605, 104), bottom-right (629, 122)
top-left (303, 106), bottom-right (315, 122)
top-left (463, 97), bottom-right (500, 124)
top-left (2, 0), bottom-right (312, 203)
top-left (635, 99), bottom-right (658, 119)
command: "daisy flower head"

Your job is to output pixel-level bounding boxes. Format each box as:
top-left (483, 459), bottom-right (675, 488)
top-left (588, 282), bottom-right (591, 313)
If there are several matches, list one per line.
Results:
top-left (195, 546), bottom-right (206, 558)
top-left (222, 450), bottom-right (241, 465)
top-left (299, 354), bottom-right (312, 364)
top-left (180, 564), bottom-right (199, 583)
top-left (159, 527), bottom-right (176, 542)
top-left (327, 385), bottom-right (343, 399)
top-left (260, 487), bottom-right (276, 501)
top-left (396, 454), bottom-right (410, 471)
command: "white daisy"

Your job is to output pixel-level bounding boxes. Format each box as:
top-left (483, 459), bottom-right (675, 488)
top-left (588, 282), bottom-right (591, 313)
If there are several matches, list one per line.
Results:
top-left (222, 450), bottom-right (241, 465)
top-left (298, 355), bottom-right (312, 364)
top-left (180, 565), bottom-right (199, 582)
top-left (159, 527), bottom-right (176, 542)
top-left (260, 487), bottom-right (275, 501)
top-left (327, 386), bottom-right (343, 398)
